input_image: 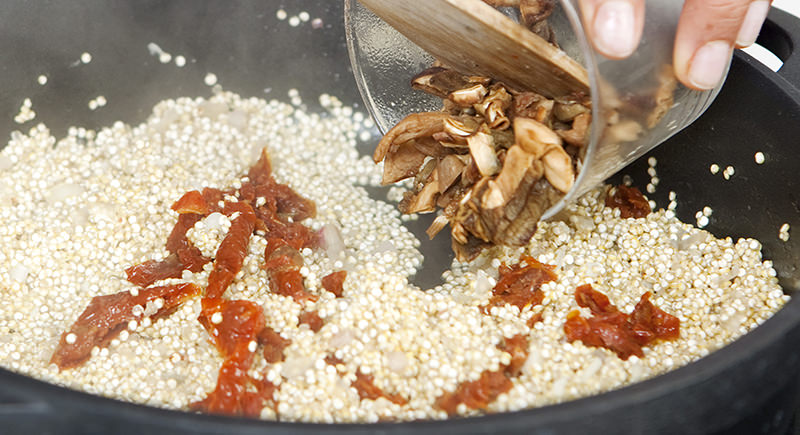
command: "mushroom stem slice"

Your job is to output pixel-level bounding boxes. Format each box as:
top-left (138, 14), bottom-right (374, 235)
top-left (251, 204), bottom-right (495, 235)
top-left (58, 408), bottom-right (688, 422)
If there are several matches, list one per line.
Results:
top-left (467, 132), bottom-right (500, 177)
top-left (542, 147), bottom-right (574, 193)
top-left (513, 117), bottom-right (562, 158)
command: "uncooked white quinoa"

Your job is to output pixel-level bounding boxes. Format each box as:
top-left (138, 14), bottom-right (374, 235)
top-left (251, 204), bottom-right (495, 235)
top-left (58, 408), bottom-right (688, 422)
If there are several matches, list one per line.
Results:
top-left (0, 90), bottom-right (789, 422)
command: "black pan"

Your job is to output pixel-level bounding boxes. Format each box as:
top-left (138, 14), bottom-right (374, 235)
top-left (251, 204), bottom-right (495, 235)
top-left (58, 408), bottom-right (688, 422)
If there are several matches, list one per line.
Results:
top-left (0, 2), bottom-right (798, 434)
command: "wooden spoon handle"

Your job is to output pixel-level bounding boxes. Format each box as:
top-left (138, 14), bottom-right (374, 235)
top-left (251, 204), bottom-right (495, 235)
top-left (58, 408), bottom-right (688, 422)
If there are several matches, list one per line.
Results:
top-left (357, 0), bottom-right (590, 98)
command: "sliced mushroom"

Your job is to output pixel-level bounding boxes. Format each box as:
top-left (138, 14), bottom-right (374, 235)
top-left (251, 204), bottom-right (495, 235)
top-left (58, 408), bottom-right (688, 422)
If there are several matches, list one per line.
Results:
top-left (437, 154), bottom-right (466, 192)
top-left (556, 112), bottom-right (591, 147)
top-left (426, 215), bottom-right (450, 239)
top-left (474, 86), bottom-right (512, 130)
top-left (606, 119), bottom-right (643, 143)
top-left (374, 112), bottom-right (449, 163)
top-left (411, 67), bottom-right (471, 99)
top-left (491, 144), bottom-right (540, 206)
top-left (520, 0), bottom-right (554, 25)
top-left (381, 143), bottom-right (427, 185)
top-left (553, 101), bottom-right (590, 122)
top-left (513, 117), bottom-right (562, 158)
top-left (647, 65), bottom-right (677, 128)
top-left (467, 132), bottom-right (500, 177)
top-left (401, 169), bottom-right (440, 214)
top-left (443, 117), bottom-right (479, 138)
top-left (449, 84), bottom-right (488, 107)
top-left (541, 147), bottom-right (574, 193)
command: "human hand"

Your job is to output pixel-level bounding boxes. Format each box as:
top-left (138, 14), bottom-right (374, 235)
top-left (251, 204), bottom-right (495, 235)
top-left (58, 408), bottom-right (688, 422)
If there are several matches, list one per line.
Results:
top-left (579, 0), bottom-right (772, 90)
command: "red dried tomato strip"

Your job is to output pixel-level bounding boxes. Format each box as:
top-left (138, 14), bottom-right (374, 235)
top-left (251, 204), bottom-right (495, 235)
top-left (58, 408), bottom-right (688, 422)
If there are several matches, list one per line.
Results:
top-left (165, 213), bottom-right (203, 254)
top-left (50, 283), bottom-right (200, 370)
top-left (192, 298), bottom-right (265, 416)
top-left (125, 254), bottom-right (184, 288)
top-left (171, 190), bottom-right (210, 215)
top-left (321, 271), bottom-right (347, 298)
top-left (263, 239), bottom-right (317, 305)
top-left (298, 310), bottom-right (324, 332)
top-left (564, 285), bottom-right (680, 360)
top-left (498, 334), bottom-right (529, 376)
top-left (353, 371), bottom-right (408, 406)
top-left (248, 149), bottom-right (273, 186)
top-left (434, 334), bottom-right (529, 415)
top-left (435, 370), bottom-right (513, 416)
top-left (605, 185), bottom-right (651, 219)
top-left (206, 202), bottom-right (257, 299)
top-left (483, 256), bottom-right (557, 312)
top-left (257, 327), bottom-right (291, 364)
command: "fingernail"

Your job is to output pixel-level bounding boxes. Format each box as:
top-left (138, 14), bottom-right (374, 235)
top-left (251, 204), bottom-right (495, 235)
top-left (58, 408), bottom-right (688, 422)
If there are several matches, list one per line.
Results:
top-left (688, 41), bottom-right (731, 90)
top-left (592, 1), bottom-right (637, 58)
top-left (737, 1), bottom-right (771, 47)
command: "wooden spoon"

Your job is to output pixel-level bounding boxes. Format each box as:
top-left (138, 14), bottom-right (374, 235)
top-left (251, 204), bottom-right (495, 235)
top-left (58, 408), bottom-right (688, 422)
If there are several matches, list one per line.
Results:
top-left (357, 0), bottom-right (590, 98)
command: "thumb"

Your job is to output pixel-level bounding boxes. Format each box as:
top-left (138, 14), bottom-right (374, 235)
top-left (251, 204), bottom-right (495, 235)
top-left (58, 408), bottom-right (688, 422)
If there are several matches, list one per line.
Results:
top-left (579, 0), bottom-right (646, 59)
top-left (674, 0), bottom-right (772, 90)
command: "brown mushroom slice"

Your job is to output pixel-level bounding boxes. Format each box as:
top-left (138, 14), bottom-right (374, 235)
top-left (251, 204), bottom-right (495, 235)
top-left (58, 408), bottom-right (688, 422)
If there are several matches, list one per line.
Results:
top-left (556, 112), bottom-right (591, 147)
top-left (606, 119), bottom-right (643, 143)
top-left (541, 147), bottom-right (574, 193)
top-left (494, 178), bottom-right (563, 246)
top-left (438, 154), bottom-right (466, 192)
top-left (482, 0), bottom-right (520, 6)
top-left (553, 101), bottom-right (590, 122)
top-left (647, 65), bottom-right (678, 128)
top-left (467, 132), bottom-right (500, 177)
top-left (374, 112), bottom-right (449, 163)
top-left (475, 86), bottom-right (512, 130)
top-left (532, 99), bottom-right (554, 123)
top-left (443, 117), bottom-right (479, 138)
top-left (426, 214), bottom-right (450, 239)
top-left (411, 67), bottom-right (471, 99)
top-left (450, 84), bottom-right (488, 107)
top-left (411, 67), bottom-right (490, 100)
top-left (404, 169), bottom-right (440, 214)
top-left (490, 145), bottom-right (538, 206)
top-left (513, 117), bottom-right (562, 158)
top-left (520, 0), bottom-right (555, 25)
top-left (381, 143), bottom-right (427, 185)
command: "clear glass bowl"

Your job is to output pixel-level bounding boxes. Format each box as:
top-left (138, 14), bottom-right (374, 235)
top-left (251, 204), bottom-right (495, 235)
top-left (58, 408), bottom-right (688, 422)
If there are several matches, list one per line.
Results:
top-left (345, 0), bottom-right (727, 219)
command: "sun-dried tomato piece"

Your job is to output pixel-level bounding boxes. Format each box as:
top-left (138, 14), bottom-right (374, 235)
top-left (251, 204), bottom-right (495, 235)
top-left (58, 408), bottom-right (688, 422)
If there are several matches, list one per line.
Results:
top-left (270, 269), bottom-right (316, 305)
top-left (257, 210), bottom-right (319, 250)
top-left (202, 187), bottom-right (227, 214)
top-left (526, 312), bottom-right (544, 328)
top-left (435, 333), bottom-right (529, 415)
top-left (498, 334), bottom-right (529, 376)
top-left (192, 298), bottom-right (265, 416)
top-left (125, 254), bottom-right (184, 288)
top-left (176, 246), bottom-right (210, 273)
top-left (257, 327), bottom-right (291, 364)
top-left (483, 256), bottom-right (557, 312)
top-left (206, 203), bottom-right (257, 299)
top-left (353, 371), bottom-right (408, 406)
top-left (435, 369), bottom-right (513, 416)
top-left (263, 240), bottom-right (317, 304)
top-left (575, 284), bottom-right (618, 315)
top-left (629, 292), bottom-right (680, 343)
top-left (248, 149), bottom-right (273, 186)
top-left (324, 354), bottom-right (345, 367)
top-left (271, 183), bottom-right (316, 221)
top-left (564, 285), bottom-right (680, 360)
top-left (50, 283), bottom-right (200, 370)
top-left (165, 213), bottom-right (203, 254)
top-left (171, 190), bottom-right (210, 215)
top-left (605, 185), bottom-right (651, 219)
top-left (298, 310), bottom-right (324, 332)
top-left (321, 271), bottom-right (347, 298)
